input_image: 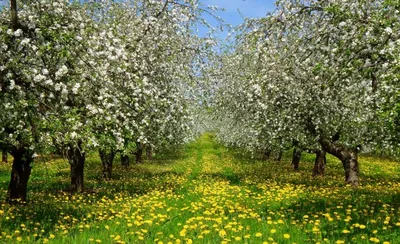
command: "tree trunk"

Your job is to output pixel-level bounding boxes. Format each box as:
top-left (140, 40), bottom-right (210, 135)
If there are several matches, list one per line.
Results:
top-left (275, 151), bottom-right (283, 162)
top-left (121, 154), bottom-right (130, 167)
top-left (312, 149), bottom-right (326, 177)
top-left (7, 147), bottom-right (33, 203)
top-left (2, 150), bottom-right (7, 163)
top-left (10, 0), bottom-right (18, 30)
top-left (292, 148), bottom-right (301, 171)
top-left (263, 149), bottom-right (271, 160)
top-left (146, 145), bottom-right (152, 160)
top-left (342, 152), bottom-right (359, 185)
top-left (136, 142), bottom-right (143, 164)
top-left (99, 149), bottom-right (115, 180)
top-left (67, 142), bottom-right (85, 193)
top-left (320, 138), bottom-right (359, 186)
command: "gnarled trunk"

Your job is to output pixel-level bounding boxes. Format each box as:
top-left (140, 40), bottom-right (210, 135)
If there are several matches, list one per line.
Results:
top-left (312, 149), bottom-right (326, 177)
top-left (320, 138), bottom-right (359, 186)
top-left (135, 142), bottom-right (143, 164)
top-left (146, 145), bottom-right (152, 160)
top-left (342, 152), bottom-right (359, 185)
top-left (292, 148), bottom-right (301, 170)
top-left (2, 150), bottom-right (7, 163)
top-left (67, 142), bottom-right (85, 192)
top-left (8, 147), bottom-right (33, 203)
top-left (99, 149), bottom-right (115, 180)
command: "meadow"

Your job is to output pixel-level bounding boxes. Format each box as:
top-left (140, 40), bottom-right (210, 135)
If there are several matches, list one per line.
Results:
top-left (0, 133), bottom-right (400, 244)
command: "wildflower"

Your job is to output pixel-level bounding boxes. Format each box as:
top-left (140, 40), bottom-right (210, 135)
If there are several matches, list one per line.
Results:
top-left (369, 237), bottom-right (380, 243)
top-left (219, 229), bottom-right (227, 237)
top-left (283, 234), bottom-right (290, 239)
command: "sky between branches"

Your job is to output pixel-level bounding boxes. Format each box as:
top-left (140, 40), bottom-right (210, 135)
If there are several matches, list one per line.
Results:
top-left (199, 0), bottom-right (276, 38)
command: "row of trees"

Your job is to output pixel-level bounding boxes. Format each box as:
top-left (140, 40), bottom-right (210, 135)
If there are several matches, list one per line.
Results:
top-left (213, 0), bottom-right (400, 185)
top-left (0, 0), bottom-right (218, 202)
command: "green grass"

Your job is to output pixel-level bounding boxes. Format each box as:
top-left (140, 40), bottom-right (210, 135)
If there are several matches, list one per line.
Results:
top-left (0, 133), bottom-right (400, 243)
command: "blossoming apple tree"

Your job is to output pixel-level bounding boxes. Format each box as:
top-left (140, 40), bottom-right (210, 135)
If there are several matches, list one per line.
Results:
top-left (0, 0), bottom-right (219, 201)
top-left (214, 0), bottom-right (400, 185)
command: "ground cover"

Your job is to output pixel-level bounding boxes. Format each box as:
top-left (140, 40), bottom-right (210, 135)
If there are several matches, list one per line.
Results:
top-left (0, 134), bottom-right (399, 243)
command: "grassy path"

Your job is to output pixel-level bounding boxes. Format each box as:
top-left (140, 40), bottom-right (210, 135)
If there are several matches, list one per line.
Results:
top-left (0, 134), bottom-right (400, 243)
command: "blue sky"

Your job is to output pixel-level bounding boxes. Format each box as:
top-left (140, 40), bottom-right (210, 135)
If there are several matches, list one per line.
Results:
top-left (0, 0), bottom-right (276, 38)
top-left (199, 0), bottom-right (276, 38)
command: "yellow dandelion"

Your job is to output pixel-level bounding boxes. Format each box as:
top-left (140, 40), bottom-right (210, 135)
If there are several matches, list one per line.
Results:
top-left (283, 234), bottom-right (290, 239)
top-left (219, 229), bottom-right (227, 237)
top-left (369, 237), bottom-right (380, 243)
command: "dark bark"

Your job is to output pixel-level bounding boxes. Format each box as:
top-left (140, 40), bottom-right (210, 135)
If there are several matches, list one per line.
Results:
top-left (121, 154), bottom-right (130, 167)
top-left (312, 150), bottom-right (326, 177)
top-left (10, 0), bottom-right (18, 30)
top-left (2, 150), bottom-right (7, 163)
top-left (7, 147), bottom-right (33, 203)
top-left (292, 148), bottom-right (302, 170)
top-left (99, 149), bottom-right (115, 180)
top-left (263, 149), bottom-right (271, 160)
top-left (67, 142), bottom-right (85, 192)
top-left (146, 145), bottom-right (152, 160)
top-left (275, 151), bottom-right (283, 162)
top-left (135, 142), bottom-right (143, 164)
top-left (320, 138), bottom-right (359, 186)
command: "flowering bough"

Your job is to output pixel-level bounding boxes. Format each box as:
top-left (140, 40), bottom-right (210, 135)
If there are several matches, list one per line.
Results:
top-left (214, 0), bottom-right (400, 186)
top-left (0, 0), bottom-right (220, 201)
